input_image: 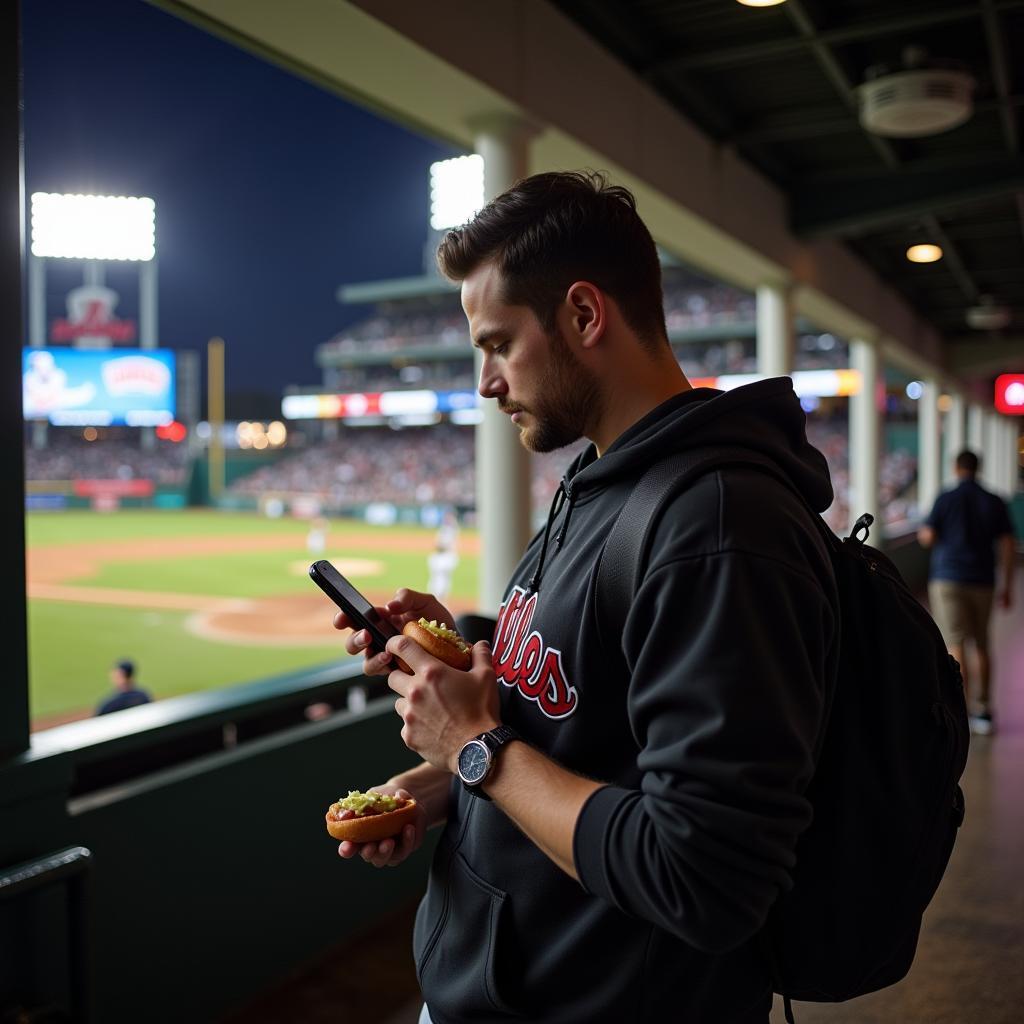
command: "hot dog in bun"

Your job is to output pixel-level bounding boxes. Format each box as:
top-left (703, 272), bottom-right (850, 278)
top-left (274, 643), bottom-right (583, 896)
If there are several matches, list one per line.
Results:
top-left (326, 790), bottom-right (417, 843)
top-left (401, 618), bottom-right (472, 671)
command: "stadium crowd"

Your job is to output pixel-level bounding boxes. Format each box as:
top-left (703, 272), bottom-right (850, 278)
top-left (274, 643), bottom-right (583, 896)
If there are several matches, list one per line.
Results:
top-left (229, 425), bottom-right (475, 508)
top-left (321, 273), bottom-right (760, 362)
top-left (25, 438), bottom-right (189, 485)
top-left (225, 420), bottom-right (917, 532)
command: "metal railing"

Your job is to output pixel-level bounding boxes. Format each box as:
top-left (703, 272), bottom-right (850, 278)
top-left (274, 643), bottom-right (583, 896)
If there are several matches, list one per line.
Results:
top-left (0, 846), bottom-right (93, 1022)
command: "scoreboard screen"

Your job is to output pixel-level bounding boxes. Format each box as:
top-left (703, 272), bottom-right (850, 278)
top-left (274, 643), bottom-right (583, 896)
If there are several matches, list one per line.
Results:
top-left (23, 347), bottom-right (176, 426)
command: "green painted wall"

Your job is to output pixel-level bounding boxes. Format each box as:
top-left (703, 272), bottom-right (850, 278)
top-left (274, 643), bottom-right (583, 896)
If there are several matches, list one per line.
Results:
top-left (1, 697), bottom-right (435, 1022)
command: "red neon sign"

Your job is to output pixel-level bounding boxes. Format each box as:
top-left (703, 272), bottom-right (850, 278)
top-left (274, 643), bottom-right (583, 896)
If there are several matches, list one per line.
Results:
top-left (994, 374), bottom-right (1024, 416)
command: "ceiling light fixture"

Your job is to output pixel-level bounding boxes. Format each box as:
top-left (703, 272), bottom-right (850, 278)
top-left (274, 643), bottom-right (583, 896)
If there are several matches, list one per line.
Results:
top-left (736, 0), bottom-right (788, 7)
top-left (906, 244), bottom-right (943, 264)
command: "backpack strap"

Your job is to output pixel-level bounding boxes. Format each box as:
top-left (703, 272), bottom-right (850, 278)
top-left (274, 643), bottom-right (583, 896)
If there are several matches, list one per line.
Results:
top-left (595, 446), bottom-right (800, 635)
top-left (597, 446), bottom-right (812, 1018)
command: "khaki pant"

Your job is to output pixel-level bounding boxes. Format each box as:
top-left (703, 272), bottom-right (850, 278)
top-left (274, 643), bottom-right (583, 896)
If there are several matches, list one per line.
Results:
top-left (928, 580), bottom-right (995, 650)
top-left (928, 580), bottom-right (995, 710)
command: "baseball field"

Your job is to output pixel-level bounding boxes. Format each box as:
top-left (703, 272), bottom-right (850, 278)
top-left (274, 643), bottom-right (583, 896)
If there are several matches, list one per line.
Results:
top-left (26, 509), bottom-right (480, 729)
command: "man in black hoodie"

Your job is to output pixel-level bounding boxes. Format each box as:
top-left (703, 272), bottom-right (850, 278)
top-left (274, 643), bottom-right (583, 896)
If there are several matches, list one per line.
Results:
top-left (333, 171), bottom-right (839, 1023)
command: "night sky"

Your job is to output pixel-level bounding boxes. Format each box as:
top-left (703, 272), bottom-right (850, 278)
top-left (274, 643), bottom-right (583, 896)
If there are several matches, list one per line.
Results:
top-left (22, 0), bottom-right (460, 413)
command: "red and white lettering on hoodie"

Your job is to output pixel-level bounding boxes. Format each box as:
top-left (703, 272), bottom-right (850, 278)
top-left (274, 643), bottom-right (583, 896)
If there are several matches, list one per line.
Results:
top-left (492, 585), bottom-right (579, 719)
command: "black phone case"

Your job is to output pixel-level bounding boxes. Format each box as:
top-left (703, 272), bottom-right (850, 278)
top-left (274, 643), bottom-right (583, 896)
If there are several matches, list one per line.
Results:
top-left (308, 559), bottom-right (398, 653)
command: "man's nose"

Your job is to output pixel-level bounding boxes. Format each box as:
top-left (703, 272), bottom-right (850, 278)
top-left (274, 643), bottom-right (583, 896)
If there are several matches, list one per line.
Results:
top-left (478, 357), bottom-right (506, 399)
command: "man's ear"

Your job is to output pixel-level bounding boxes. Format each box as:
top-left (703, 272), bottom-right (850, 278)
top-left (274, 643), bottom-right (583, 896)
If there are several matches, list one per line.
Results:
top-left (563, 281), bottom-right (606, 349)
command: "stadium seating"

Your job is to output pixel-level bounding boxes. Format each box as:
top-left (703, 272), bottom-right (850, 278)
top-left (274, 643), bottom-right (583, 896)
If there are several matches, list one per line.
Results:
top-left (24, 437), bottom-right (189, 485)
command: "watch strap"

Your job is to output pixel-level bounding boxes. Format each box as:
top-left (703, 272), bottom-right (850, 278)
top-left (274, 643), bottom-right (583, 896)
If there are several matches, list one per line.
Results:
top-left (480, 723), bottom-right (518, 752)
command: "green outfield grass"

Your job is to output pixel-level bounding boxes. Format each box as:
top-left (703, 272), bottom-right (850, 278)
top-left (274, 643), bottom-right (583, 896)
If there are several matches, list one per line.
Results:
top-left (27, 600), bottom-right (348, 718)
top-left (27, 510), bottom-right (479, 725)
top-left (26, 508), bottom-right (315, 545)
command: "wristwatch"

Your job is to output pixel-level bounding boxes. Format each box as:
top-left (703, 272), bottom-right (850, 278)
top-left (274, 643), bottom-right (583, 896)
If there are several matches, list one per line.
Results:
top-left (456, 724), bottom-right (520, 799)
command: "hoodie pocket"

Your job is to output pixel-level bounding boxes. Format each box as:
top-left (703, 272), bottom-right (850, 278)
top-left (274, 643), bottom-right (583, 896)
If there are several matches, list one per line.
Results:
top-left (415, 851), bottom-right (523, 1017)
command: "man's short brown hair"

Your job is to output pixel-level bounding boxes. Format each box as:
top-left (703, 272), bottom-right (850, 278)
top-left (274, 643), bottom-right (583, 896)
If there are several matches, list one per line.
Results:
top-left (436, 170), bottom-right (668, 350)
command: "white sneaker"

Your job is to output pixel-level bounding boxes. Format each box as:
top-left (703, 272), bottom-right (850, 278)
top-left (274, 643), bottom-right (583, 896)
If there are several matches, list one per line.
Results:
top-left (969, 713), bottom-right (994, 736)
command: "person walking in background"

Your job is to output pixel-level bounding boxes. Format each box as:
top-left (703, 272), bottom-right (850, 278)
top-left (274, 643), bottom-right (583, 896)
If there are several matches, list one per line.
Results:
top-left (96, 658), bottom-right (153, 716)
top-left (919, 450), bottom-right (1016, 735)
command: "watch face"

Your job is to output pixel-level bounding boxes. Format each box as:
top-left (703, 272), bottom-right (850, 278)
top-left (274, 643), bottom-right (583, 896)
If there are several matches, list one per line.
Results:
top-left (458, 739), bottom-right (491, 785)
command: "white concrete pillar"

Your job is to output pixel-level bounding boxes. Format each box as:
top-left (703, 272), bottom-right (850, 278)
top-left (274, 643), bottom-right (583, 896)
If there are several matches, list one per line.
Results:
top-left (755, 282), bottom-right (794, 378)
top-left (943, 392), bottom-right (965, 487)
top-left (470, 112), bottom-right (538, 615)
top-left (983, 412), bottom-right (1001, 492)
top-left (967, 404), bottom-right (984, 452)
top-left (990, 417), bottom-right (1004, 496)
top-left (849, 338), bottom-right (882, 535)
top-left (994, 417), bottom-right (1013, 497)
top-left (918, 377), bottom-right (941, 518)
top-left (1012, 421), bottom-right (1022, 496)
top-left (1003, 419), bottom-right (1016, 496)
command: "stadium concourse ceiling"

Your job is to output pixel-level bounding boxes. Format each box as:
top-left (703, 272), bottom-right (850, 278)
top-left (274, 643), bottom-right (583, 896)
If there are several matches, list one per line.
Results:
top-left (156, 0), bottom-right (1022, 386)
top-left (548, 0), bottom-right (1024, 379)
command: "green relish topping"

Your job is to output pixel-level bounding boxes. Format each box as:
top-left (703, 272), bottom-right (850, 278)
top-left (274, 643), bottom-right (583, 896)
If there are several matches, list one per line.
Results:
top-left (337, 790), bottom-right (400, 816)
top-left (418, 618), bottom-right (470, 653)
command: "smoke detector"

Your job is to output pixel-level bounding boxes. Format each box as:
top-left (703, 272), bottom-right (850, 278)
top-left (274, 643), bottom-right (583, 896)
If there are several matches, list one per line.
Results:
top-left (965, 296), bottom-right (1011, 331)
top-left (858, 48), bottom-right (974, 138)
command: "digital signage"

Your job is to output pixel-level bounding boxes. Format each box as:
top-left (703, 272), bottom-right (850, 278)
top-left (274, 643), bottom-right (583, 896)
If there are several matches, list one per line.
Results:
top-left (23, 347), bottom-right (176, 426)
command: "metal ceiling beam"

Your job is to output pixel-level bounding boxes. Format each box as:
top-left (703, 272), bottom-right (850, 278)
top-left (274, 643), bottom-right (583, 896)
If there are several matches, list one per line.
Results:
top-left (646, 2), bottom-right (1024, 76)
top-left (979, 0), bottom-right (1024, 260)
top-left (791, 158), bottom-right (1024, 238)
top-left (734, 95), bottom-right (1024, 146)
top-left (648, 6), bottom-right (977, 75)
top-left (780, 0), bottom-right (991, 310)
top-left (981, 0), bottom-right (1019, 154)
top-left (795, 147), bottom-right (1024, 185)
top-left (923, 214), bottom-right (981, 303)
top-left (782, 0), bottom-right (899, 169)
top-left (946, 336), bottom-right (1024, 374)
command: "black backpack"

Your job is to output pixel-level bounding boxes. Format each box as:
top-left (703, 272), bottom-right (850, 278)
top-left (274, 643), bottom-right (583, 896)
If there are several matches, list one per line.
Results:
top-left (595, 447), bottom-right (970, 1022)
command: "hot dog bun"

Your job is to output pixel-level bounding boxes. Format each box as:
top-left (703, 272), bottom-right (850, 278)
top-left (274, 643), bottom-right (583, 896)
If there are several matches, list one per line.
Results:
top-left (402, 618), bottom-right (473, 671)
top-left (326, 791), bottom-right (417, 843)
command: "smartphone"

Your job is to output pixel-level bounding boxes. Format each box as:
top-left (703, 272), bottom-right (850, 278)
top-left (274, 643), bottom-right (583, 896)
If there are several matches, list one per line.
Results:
top-left (309, 559), bottom-right (399, 654)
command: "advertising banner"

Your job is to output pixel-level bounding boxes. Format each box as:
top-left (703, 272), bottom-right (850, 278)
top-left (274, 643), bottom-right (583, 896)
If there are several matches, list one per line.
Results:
top-left (23, 347), bottom-right (175, 426)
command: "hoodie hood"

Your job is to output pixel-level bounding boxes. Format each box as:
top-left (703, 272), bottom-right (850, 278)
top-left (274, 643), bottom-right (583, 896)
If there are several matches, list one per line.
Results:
top-left (565, 377), bottom-right (833, 512)
top-left (527, 378), bottom-right (834, 594)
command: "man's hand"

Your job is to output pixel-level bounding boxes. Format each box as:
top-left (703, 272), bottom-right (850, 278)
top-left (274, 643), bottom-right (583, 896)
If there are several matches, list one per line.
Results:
top-left (333, 588), bottom-right (457, 676)
top-left (336, 785), bottom-right (426, 868)
top-left (386, 635), bottom-right (499, 773)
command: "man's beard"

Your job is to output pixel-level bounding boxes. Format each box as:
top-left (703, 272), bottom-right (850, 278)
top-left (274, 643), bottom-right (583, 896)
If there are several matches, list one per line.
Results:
top-left (502, 329), bottom-right (603, 453)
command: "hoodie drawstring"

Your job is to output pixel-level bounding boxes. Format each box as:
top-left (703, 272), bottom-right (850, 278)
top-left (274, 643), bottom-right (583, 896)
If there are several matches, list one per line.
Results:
top-left (555, 485), bottom-right (576, 547)
top-left (528, 481), bottom-right (569, 594)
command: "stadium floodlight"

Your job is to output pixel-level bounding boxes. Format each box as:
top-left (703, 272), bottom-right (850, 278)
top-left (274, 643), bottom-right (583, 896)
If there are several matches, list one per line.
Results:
top-left (31, 192), bottom-right (156, 261)
top-left (430, 155), bottom-right (485, 230)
